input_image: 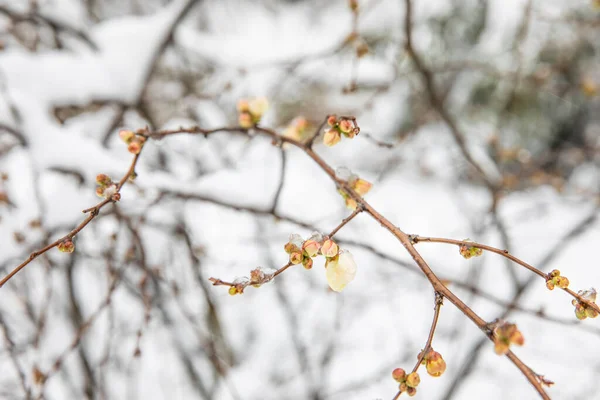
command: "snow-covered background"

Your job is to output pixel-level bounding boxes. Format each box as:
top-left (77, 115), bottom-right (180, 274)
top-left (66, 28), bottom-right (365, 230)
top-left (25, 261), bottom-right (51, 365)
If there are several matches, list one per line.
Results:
top-left (0, 0), bottom-right (599, 399)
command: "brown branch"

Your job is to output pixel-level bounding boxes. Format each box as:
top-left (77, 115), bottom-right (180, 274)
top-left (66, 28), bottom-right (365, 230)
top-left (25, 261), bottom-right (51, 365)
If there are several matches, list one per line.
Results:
top-left (412, 236), bottom-right (600, 314)
top-left (0, 147), bottom-right (143, 287)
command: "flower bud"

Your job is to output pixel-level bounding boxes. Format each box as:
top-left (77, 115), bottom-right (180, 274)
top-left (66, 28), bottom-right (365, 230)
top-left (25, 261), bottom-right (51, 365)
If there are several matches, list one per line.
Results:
top-left (327, 115), bottom-right (337, 126)
top-left (406, 387), bottom-right (417, 397)
top-left (338, 119), bottom-right (353, 134)
top-left (96, 174), bottom-right (112, 186)
top-left (459, 239), bottom-right (483, 259)
top-left (128, 141), bottom-right (142, 154)
top-left (96, 187), bottom-right (105, 198)
top-left (392, 368), bottom-right (406, 382)
top-left (302, 240), bottom-right (320, 257)
top-left (228, 286), bottom-right (238, 296)
top-left (352, 178), bottom-right (372, 196)
top-left (239, 112), bottom-right (253, 128)
top-left (119, 129), bottom-right (135, 143)
top-left (249, 97), bottom-right (269, 120)
top-left (323, 128), bottom-right (341, 147)
top-left (321, 239), bottom-right (339, 258)
top-left (424, 350), bottom-right (446, 377)
top-left (406, 372), bottom-right (420, 388)
top-left (237, 99), bottom-right (250, 113)
top-left (289, 251), bottom-right (303, 265)
top-left (302, 257), bottom-right (313, 270)
top-left (58, 239), bottom-right (75, 253)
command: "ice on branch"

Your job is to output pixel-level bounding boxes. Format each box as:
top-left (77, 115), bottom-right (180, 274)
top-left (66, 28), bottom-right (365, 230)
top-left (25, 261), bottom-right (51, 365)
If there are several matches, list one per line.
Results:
top-left (572, 288), bottom-right (598, 320)
top-left (458, 239), bottom-right (483, 259)
top-left (336, 167), bottom-right (372, 210)
top-left (492, 321), bottom-right (524, 355)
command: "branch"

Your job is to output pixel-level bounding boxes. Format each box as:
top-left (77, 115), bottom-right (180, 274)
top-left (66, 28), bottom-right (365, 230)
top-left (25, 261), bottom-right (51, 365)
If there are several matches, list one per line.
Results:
top-left (412, 236), bottom-right (600, 314)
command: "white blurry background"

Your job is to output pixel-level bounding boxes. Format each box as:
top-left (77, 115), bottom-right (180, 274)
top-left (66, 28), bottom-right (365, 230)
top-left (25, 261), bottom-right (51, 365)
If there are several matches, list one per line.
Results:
top-left (0, 0), bottom-right (599, 399)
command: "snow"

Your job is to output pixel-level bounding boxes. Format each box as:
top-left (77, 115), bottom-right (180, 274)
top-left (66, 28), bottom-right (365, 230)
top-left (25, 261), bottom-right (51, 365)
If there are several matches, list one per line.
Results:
top-left (0, 0), bottom-right (599, 399)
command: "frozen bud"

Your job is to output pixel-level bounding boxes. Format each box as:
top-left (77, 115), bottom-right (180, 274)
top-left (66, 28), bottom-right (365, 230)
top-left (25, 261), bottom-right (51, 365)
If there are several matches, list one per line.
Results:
top-left (96, 187), bottom-right (105, 198)
top-left (352, 178), bottom-right (372, 196)
top-left (302, 257), bottom-right (313, 270)
top-left (289, 234), bottom-right (304, 248)
top-left (308, 232), bottom-right (324, 243)
top-left (406, 372), bottom-right (420, 388)
top-left (96, 174), bottom-right (112, 186)
top-left (336, 167), bottom-right (355, 181)
top-left (128, 141), bottom-right (142, 155)
top-left (112, 193), bottom-right (121, 202)
top-left (406, 387), bottom-right (417, 397)
top-left (103, 184), bottom-right (117, 199)
top-left (228, 286), bottom-right (238, 296)
top-left (459, 239), bottom-right (483, 259)
top-left (323, 128), bottom-right (341, 147)
top-left (284, 242), bottom-right (297, 254)
top-left (493, 322), bottom-right (524, 355)
top-left (289, 251), bottom-right (303, 265)
top-left (572, 288), bottom-right (599, 320)
top-left (325, 250), bottom-right (357, 292)
top-left (237, 99), bottom-right (250, 113)
top-left (345, 197), bottom-right (358, 211)
top-left (392, 368), bottom-right (406, 382)
top-left (338, 119), bottom-right (353, 134)
top-left (424, 350), bottom-right (446, 377)
top-left (239, 112), bottom-right (253, 128)
top-left (58, 239), bottom-right (75, 253)
top-left (248, 97), bottom-right (269, 120)
top-left (327, 115), bottom-right (337, 126)
top-left (119, 129), bottom-right (135, 143)
top-left (321, 239), bottom-right (339, 258)
top-left (302, 240), bottom-right (321, 257)
top-left (546, 269), bottom-right (569, 290)
top-left (250, 267), bottom-right (266, 286)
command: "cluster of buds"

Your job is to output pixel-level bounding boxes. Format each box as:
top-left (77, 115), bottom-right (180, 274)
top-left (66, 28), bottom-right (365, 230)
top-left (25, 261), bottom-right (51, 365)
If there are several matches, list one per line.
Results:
top-left (418, 349), bottom-right (447, 377)
top-left (545, 269), bottom-right (569, 290)
top-left (119, 129), bottom-right (146, 155)
top-left (225, 267), bottom-right (276, 295)
top-left (492, 321), bottom-right (524, 355)
top-left (336, 167), bottom-right (372, 210)
top-left (392, 368), bottom-right (420, 397)
top-left (323, 115), bottom-right (360, 146)
top-left (95, 174), bottom-right (120, 201)
top-left (237, 97), bottom-right (269, 128)
top-left (572, 288), bottom-right (599, 320)
top-left (284, 233), bottom-right (357, 292)
top-left (283, 116), bottom-right (310, 142)
top-left (57, 238), bottom-right (75, 253)
top-left (458, 239), bottom-right (483, 259)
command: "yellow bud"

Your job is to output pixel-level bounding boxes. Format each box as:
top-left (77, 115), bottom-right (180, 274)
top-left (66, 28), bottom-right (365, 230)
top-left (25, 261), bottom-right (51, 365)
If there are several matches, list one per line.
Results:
top-left (302, 240), bottom-right (320, 257)
top-left (238, 112), bottom-right (253, 128)
top-left (228, 286), bottom-right (238, 296)
top-left (237, 99), bottom-right (250, 113)
top-left (302, 257), bottom-right (313, 270)
top-left (353, 178), bottom-right (372, 196)
top-left (321, 239), bottom-right (339, 258)
top-left (289, 251), bottom-right (303, 265)
top-left (406, 372), bottom-right (420, 388)
top-left (127, 141), bottom-right (142, 154)
top-left (323, 128), bottom-right (341, 147)
top-left (57, 239), bottom-right (75, 253)
top-left (248, 97), bottom-right (269, 120)
top-left (392, 368), bottom-right (406, 382)
top-left (119, 129), bottom-right (134, 143)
